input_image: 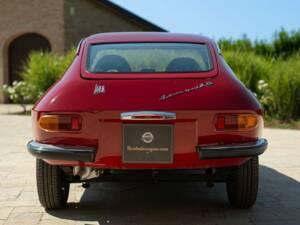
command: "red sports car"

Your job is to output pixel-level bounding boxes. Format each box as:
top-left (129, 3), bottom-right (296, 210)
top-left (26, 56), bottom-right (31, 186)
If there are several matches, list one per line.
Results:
top-left (27, 32), bottom-right (267, 209)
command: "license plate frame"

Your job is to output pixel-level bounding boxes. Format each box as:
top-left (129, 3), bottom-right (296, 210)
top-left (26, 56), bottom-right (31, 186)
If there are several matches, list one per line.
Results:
top-left (122, 124), bottom-right (173, 164)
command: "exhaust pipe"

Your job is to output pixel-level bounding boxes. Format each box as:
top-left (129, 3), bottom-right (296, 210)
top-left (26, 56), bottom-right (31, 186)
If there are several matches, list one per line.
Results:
top-left (73, 166), bottom-right (101, 180)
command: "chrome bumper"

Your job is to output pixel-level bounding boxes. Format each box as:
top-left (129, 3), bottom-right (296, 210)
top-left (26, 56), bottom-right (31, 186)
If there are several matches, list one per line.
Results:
top-left (27, 140), bottom-right (96, 162)
top-left (196, 138), bottom-right (268, 160)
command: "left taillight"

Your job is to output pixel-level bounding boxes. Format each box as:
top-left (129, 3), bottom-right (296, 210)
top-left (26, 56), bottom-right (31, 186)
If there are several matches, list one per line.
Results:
top-left (38, 114), bottom-right (82, 132)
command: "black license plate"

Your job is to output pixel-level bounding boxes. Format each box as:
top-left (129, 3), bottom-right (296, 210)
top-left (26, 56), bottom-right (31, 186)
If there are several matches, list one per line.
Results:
top-left (123, 124), bottom-right (173, 164)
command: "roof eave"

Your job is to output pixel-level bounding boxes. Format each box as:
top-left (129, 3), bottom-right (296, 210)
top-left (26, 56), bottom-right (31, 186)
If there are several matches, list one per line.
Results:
top-left (95, 0), bottom-right (167, 32)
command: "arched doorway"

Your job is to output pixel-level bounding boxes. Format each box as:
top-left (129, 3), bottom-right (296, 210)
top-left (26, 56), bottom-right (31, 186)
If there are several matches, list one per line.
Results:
top-left (8, 33), bottom-right (51, 84)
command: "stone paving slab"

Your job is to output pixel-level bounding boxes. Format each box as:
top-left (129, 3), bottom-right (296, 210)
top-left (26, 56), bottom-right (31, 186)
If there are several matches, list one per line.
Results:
top-left (0, 113), bottom-right (299, 224)
top-left (0, 104), bottom-right (32, 115)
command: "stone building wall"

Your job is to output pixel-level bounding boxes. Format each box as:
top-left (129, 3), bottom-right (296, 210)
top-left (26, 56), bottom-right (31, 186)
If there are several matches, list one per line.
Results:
top-left (0, 0), bottom-right (65, 102)
top-left (64, 0), bottom-right (150, 50)
top-left (0, 0), bottom-right (163, 103)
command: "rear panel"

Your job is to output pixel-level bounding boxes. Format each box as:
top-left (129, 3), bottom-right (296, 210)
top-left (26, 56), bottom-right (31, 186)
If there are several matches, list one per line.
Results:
top-left (32, 36), bottom-right (263, 169)
top-left (32, 109), bottom-right (262, 169)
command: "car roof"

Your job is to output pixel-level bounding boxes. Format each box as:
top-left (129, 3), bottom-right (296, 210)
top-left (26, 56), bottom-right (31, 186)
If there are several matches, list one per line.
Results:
top-left (85, 32), bottom-right (213, 44)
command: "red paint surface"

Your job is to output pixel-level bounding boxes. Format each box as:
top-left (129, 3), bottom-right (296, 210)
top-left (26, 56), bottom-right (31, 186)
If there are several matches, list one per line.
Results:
top-left (31, 32), bottom-right (263, 169)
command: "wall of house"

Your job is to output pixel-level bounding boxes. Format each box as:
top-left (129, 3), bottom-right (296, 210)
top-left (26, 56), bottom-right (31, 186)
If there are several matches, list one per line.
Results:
top-left (0, 0), bottom-right (65, 102)
top-left (0, 0), bottom-right (159, 103)
top-left (64, 0), bottom-right (150, 50)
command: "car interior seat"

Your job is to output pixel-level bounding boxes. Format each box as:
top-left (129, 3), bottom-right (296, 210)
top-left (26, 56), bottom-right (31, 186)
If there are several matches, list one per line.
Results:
top-left (166, 57), bottom-right (201, 72)
top-left (94, 55), bottom-right (131, 72)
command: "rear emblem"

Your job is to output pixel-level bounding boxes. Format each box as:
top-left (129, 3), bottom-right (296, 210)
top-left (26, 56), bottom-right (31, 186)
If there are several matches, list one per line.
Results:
top-left (93, 84), bottom-right (105, 95)
top-left (141, 132), bottom-right (154, 144)
top-left (160, 81), bottom-right (213, 101)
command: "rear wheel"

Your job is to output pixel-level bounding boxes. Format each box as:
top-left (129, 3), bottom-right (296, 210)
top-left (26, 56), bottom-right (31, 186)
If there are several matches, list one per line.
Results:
top-left (226, 156), bottom-right (259, 209)
top-left (36, 159), bottom-right (70, 209)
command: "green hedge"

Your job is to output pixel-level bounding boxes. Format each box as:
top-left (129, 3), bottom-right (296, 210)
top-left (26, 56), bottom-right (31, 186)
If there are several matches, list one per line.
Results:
top-left (269, 55), bottom-right (300, 120)
top-left (21, 49), bottom-right (75, 100)
top-left (222, 51), bottom-right (271, 94)
top-left (219, 29), bottom-right (300, 58)
top-left (223, 51), bottom-right (300, 121)
top-left (3, 45), bottom-right (300, 121)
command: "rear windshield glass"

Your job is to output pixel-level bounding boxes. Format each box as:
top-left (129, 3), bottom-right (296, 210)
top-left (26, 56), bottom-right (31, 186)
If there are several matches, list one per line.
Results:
top-left (86, 43), bottom-right (213, 73)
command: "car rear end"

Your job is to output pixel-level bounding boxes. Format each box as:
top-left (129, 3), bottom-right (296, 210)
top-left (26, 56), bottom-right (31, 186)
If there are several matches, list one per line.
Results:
top-left (27, 32), bottom-right (267, 209)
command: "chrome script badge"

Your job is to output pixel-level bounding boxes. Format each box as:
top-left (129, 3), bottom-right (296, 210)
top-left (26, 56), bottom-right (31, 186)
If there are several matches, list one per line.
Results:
top-left (160, 81), bottom-right (213, 101)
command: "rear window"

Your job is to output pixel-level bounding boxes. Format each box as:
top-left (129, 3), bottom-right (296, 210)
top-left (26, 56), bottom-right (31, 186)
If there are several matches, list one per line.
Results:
top-left (86, 43), bottom-right (213, 73)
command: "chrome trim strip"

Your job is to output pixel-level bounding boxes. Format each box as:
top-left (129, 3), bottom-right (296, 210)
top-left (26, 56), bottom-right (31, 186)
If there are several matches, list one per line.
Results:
top-left (121, 111), bottom-right (176, 120)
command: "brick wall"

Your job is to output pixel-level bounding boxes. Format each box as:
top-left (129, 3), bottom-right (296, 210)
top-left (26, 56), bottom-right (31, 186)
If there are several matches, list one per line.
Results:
top-left (64, 0), bottom-right (150, 50)
top-left (0, 0), bottom-right (158, 103)
top-left (0, 0), bottom-right (65, 102)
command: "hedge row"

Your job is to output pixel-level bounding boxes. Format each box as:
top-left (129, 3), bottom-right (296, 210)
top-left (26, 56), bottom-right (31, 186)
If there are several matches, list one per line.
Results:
top-left (3, 47), bottom-right (300, 121)
top-left (223, 51), bottom-right (300, 121)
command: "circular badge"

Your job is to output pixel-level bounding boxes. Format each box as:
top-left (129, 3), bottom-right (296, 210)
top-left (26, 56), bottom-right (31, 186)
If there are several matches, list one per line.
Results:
top-left (141, 132), bottom-right (154, 144)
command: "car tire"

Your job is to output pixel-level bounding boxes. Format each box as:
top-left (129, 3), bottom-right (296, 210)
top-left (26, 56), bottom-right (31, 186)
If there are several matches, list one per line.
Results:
top-left (226, 156), bottom-right (259, 209)
top-left (36, 159), bottom-right (70, 209)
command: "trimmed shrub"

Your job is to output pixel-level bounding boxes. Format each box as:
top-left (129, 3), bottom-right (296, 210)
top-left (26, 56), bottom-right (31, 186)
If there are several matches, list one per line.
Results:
top-left (21, 49), bottom-right (75, 100)
top-left (2, 81), bottom-right (36, 113)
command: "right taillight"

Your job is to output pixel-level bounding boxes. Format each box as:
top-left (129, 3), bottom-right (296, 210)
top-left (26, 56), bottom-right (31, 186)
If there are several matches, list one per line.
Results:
top-left (38, 114), bottom-right (82, 132)
top-left (215, 114), bottom-right (258, 130)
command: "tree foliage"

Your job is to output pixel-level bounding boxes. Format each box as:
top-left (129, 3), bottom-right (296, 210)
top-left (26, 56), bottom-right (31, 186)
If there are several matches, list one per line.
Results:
top-left (219, 28), bottom-right (300, 58)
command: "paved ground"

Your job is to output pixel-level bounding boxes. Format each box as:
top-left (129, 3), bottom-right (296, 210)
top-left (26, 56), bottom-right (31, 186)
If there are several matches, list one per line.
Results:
top-left (0, 111), bottom-right (299, 225)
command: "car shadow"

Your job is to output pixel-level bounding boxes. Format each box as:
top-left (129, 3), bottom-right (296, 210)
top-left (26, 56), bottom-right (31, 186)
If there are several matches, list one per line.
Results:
top-left (47, 165), bottom-right (300, 225)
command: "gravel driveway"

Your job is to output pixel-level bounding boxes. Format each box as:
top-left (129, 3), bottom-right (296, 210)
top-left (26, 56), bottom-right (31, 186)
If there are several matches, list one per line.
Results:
top-left (0, 113), bottom-right (299, 225)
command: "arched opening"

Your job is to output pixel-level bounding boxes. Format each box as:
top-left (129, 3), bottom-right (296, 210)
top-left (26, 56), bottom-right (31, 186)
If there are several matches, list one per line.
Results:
top-left (8, 33), bottom-right (51, 84)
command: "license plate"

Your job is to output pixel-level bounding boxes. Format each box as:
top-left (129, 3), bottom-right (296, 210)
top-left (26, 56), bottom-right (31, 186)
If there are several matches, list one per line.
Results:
top-left (123, 124), bottom-right (173, 164)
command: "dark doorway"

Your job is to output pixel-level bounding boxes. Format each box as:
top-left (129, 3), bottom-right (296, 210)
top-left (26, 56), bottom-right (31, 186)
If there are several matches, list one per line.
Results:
top-left (8, 33), bottom-right (51, 84)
